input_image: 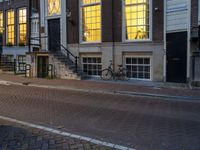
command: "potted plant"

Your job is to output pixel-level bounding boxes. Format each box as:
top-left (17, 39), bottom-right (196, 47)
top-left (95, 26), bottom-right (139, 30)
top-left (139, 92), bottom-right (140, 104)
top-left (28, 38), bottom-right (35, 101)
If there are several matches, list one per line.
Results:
top-left (6, 42), bottom-right (13, 47)
top-left (18, 41), bottom-right (25, 46)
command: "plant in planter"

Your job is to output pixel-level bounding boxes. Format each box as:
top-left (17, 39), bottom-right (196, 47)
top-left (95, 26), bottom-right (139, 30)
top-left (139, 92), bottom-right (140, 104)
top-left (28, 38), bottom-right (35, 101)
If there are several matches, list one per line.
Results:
top-left (6, 42), bottom-right (13, 47)
top-left (18, 42), bottom-right (26, 46)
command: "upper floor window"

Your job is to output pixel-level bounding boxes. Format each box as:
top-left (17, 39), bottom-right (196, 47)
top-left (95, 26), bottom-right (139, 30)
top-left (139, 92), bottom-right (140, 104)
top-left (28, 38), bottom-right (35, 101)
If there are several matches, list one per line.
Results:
top-left (7, 10), bottom-right (15, 45)
top-left (48, 0), bottom-right (61, 16)
top-left (81, 0), bottom-right (101, 42)
top-left (18, 8), bottom-right (27, 45)
top-left (0, 12), bottom-right (3, 34)
top-left (124, 0), bottom-right (150, 40)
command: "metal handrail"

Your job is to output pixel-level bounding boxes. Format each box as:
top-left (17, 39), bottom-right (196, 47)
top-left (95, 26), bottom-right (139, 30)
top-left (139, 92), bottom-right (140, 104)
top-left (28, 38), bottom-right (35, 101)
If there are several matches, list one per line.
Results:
top-left (25, 64), bottom-right (31, 77)
top-left (48, 64), bottom-right (54, 79)
top-left (29, 36), bottom-right (79, 72)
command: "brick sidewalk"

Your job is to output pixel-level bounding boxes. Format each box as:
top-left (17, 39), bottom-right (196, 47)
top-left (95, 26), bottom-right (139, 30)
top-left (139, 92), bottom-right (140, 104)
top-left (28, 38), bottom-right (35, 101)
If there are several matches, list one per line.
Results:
top-left (0, 119), bottom-right (113, 150)
top-left (0, 73), bottom-right (200, 98)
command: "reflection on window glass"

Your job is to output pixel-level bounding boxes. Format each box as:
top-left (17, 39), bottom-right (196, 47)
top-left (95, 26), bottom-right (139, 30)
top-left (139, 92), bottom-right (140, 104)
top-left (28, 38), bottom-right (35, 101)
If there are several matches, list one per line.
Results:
top-left (125, 0), bottom-right (149, 40)
top-left (7, 10), bottom-right (15, 45)
top-left (82, 0), bottom-right (101, 42)
top-left (18, 8), bottom-right (27, 45)
top-left (48, 0), bottom-right (61, 16)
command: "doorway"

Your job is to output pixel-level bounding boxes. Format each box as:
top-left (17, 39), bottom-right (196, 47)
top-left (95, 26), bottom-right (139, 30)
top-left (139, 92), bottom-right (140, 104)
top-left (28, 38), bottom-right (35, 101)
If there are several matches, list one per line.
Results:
top-left (37, 56), bottom-right (49, 78)
top-left (48, 19), bottom-right (61, 52)
top-left (166, 32), bottom-right (187, 83)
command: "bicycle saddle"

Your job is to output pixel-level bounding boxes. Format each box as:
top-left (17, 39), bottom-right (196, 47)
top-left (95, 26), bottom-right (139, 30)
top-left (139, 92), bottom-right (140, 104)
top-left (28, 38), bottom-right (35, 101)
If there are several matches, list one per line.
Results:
top-left (118, 64), bottom-right (123, 67)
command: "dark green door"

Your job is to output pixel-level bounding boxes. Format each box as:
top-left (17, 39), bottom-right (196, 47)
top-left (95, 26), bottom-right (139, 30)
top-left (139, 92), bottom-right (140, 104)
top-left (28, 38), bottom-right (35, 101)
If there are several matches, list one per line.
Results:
top-left (37, 56), bottom-right (49, 78)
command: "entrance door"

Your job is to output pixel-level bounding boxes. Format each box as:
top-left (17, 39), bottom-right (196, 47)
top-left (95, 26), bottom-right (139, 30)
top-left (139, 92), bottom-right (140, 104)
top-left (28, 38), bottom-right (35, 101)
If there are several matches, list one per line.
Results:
top-left (48, 19), bottom-right (61, 52)
top-left (166, 32), bottom-right (187, 83)
top-left (37, 56), bottom-right (49, 78)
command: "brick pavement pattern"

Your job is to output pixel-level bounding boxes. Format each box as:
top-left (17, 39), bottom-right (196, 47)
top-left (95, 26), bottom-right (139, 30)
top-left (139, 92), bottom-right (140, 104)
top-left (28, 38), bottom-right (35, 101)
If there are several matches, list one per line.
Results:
top-left (0, 84), bottom-right (200, 150)
top-left (0, 73), bottom-right (200, 98)
top-left (0, 119), bottom-right (113, 150)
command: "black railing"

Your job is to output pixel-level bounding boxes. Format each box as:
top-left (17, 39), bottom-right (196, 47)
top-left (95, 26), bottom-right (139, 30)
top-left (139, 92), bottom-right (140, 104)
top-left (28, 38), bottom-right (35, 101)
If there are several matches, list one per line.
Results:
top-left (48, 64), bottom-right (54, 79)
top-left (30, 36), bottom-right (79, 72)
top-left (25, 64), bottom-right (31, 77)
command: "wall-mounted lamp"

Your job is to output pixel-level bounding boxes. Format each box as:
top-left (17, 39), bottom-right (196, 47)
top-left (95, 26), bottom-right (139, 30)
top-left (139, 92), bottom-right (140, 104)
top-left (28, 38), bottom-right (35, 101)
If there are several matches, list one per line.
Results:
top-left (66, 9), bottom-right (75, 25)
top-left (66, 9), bottom-right (72, 18)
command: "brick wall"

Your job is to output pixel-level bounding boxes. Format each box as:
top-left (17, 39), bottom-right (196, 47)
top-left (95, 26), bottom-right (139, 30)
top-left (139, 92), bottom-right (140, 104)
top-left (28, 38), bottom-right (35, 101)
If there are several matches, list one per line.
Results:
top-left (191, 0), bottom-right (198, 28)
top-left (67, 0), bottom-right (164, 44)
top-left (153, 0), bottom-right (164, 42)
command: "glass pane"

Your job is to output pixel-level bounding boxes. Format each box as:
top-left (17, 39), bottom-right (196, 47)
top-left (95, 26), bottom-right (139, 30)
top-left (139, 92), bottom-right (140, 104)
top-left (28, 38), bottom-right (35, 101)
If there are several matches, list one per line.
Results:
top-left (48, 0), bottom-right (61, 16)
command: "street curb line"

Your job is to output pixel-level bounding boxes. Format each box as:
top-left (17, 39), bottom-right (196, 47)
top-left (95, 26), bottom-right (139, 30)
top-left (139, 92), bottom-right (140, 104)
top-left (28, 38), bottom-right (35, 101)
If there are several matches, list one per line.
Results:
top-left (2, 80), bottom-right (200, 101)
top-left (0, 116), bottom-right (136, 150)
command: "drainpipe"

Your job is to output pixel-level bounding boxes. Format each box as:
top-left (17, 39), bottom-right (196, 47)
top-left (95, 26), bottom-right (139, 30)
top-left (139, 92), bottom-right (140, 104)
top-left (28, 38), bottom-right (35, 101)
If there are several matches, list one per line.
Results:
top-left (112, 0), bottom-right (115, 72)
top-left (187, 0), bottom-right (191, 84)
top-left (28, 0), bottom-right (32, 53)
top-left (163, 0), bottom-right (167, 82)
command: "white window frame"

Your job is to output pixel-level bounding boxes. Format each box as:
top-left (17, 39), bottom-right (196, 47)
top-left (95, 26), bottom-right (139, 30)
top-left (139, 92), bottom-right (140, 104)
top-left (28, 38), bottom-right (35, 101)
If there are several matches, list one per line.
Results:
top-left (82, 56), bottom-right (102, 77)
top-left (79, 0), bottom-right (102, 44)
top-left (125, 56), bottom-right (152, 81)
top-left (122, 0), bottom-right (153, 42)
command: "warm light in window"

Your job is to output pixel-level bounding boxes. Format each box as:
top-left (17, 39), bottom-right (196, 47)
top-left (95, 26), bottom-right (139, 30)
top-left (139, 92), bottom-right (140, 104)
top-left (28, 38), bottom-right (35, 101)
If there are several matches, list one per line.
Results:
top-left (82, 0), bottom-right (101, 42)
top-left (125, 0), bottom-right (149, 40)
top-left (7, 10), bottom-right (15, 45)
top-left (0, 12), bottom-right (3, 34)
top-left (18, 8), bottom-right (27, 45)
top-left (48, 0), bottom-right (61, 16)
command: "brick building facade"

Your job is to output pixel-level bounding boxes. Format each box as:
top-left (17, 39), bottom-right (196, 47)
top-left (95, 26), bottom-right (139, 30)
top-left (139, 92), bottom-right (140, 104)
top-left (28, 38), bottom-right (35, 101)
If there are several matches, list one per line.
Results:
top-left (0, 0), bottom-right (30, 72)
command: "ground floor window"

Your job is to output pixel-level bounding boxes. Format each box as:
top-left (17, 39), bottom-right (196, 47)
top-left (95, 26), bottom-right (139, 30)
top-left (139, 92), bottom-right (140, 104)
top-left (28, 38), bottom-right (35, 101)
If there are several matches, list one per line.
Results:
top-left (82, 57), bottom-right (102, 76)
top-left (126, 57), bottom-right (151, 80)
top-left (17, 55), bottom-right (26, 71)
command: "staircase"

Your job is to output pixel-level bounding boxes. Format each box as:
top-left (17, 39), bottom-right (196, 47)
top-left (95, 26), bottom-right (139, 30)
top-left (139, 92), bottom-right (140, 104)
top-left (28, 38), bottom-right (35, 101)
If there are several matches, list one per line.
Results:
top-left (49, 51), bottom-right (87, 80)
top-left (30, 36), bottom-right (88, 80)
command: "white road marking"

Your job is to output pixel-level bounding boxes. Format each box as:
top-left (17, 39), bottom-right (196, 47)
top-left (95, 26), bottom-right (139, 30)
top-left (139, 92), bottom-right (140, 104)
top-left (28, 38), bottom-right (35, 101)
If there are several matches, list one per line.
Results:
top-left (0, 115), bottom-right (136, 150)
top-left (0, 80), bottom-right (10, 85)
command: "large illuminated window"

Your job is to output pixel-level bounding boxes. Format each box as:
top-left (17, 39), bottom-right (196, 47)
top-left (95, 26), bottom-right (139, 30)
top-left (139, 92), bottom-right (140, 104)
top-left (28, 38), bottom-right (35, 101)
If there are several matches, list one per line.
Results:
top-left (81, 0), bottom-right (101, 42)
top-left (124, 0), bottom-right (150, 40)
top-left (48, 0), bottom-right (61, 16)
top-left (18, 8), bottom-right (27, 45)
top-left (7, 10), bottom-right (15, 45)
top-left (0, 12), bottom-right (3, 33)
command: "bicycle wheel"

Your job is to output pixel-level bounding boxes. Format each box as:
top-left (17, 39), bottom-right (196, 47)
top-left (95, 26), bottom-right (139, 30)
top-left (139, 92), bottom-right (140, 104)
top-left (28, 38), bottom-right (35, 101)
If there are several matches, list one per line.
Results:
top-left (100, 69), bottom-right (113, 80)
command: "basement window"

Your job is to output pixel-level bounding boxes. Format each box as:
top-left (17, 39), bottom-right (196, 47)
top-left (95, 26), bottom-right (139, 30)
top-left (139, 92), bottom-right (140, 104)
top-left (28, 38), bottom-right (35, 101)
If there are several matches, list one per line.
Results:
top-left (82, 57), bottom-right (102, 76)
top-left (126, 57), bottom-right (151, 80)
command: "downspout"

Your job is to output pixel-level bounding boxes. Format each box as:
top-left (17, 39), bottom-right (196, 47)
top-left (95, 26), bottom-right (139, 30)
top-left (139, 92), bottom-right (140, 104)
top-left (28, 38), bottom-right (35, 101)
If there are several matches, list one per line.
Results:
top-left (187, 0), bottom-right (191, 84)
top-left (28, 0), bottom-right (32, 53)
top-left (112, 0), bottom-right (115, 72)
top-left (163, 0), bottom-right (167, 82)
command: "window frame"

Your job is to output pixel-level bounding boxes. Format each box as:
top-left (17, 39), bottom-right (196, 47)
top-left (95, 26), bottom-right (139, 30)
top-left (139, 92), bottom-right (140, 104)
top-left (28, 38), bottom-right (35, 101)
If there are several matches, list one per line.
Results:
top-left (6, 9), bottom-right (15, 46)
top-left (122, 0), bottom-right (153, 42)
top-left (0, 11), bottom-right (3, 34)
top-left (125, 56), bottom-right (152, 81)
top-left (79, 0), bottom-right (102, 44)
top-left (82, 56), bottom-right (102, 76)
top-left (18, 7), bottom-right (27, 46)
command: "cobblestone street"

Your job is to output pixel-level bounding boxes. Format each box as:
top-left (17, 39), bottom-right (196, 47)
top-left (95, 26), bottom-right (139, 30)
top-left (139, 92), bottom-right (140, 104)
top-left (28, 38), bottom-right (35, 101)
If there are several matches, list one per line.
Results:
top-left (0, 119), bottom-right (113, 150)
top-left (0, 81), bottom-right (199, 150)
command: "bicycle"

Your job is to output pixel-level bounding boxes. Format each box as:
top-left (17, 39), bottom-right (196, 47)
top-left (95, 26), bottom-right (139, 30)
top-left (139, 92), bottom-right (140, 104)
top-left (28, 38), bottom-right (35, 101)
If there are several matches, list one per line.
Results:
top-left (100, 61), bottom-right (131, 81)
